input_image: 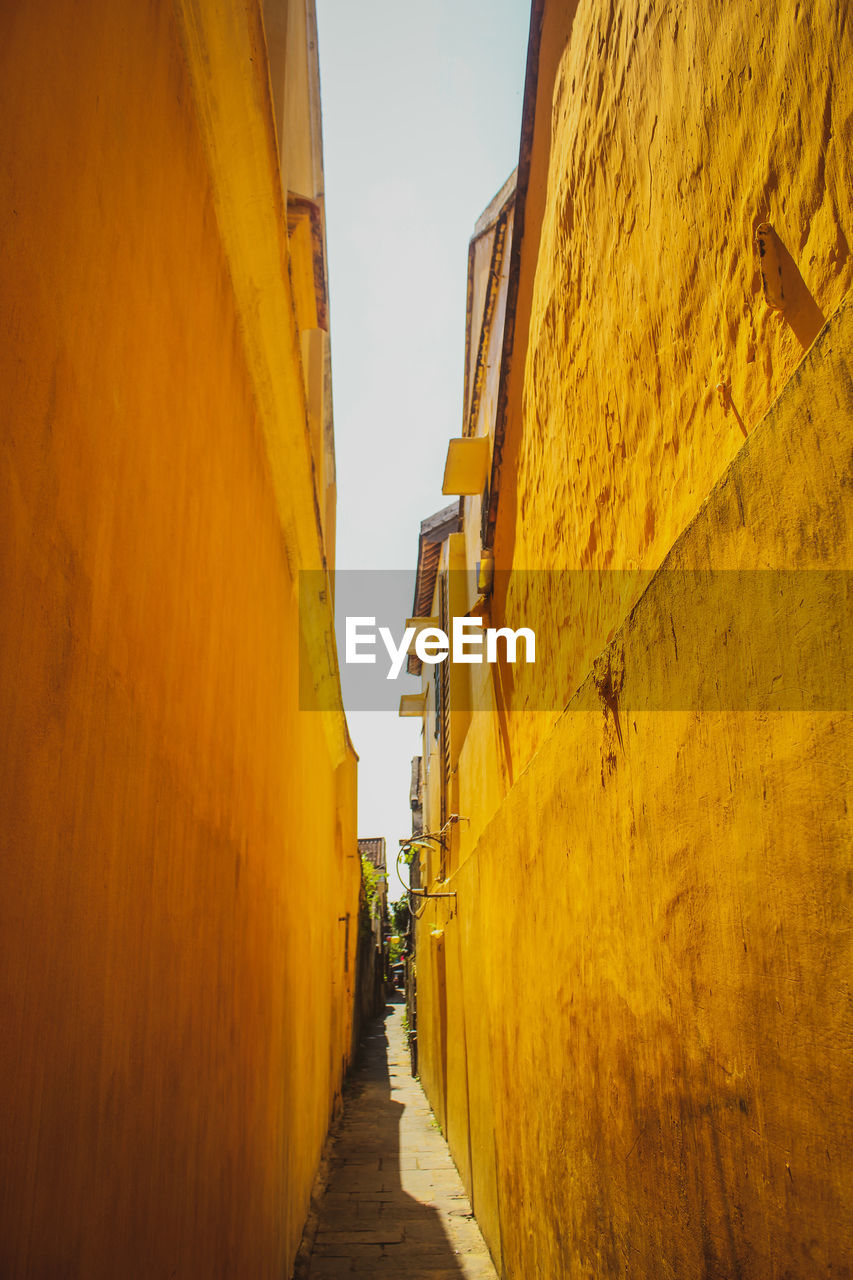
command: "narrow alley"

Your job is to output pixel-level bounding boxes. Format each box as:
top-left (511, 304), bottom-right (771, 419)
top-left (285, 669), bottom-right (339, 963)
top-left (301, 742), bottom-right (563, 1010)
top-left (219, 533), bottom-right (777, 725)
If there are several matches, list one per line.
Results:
top-left (295, 1001), bottom-right (498, 1279)
top-left (1, 2), bottom-right (852, 1277)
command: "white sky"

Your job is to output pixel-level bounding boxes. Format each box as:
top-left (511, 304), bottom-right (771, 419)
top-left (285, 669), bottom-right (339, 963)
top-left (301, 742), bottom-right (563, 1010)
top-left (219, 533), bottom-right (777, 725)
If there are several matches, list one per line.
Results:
top-left (316, 0), bottom-right (531, 899)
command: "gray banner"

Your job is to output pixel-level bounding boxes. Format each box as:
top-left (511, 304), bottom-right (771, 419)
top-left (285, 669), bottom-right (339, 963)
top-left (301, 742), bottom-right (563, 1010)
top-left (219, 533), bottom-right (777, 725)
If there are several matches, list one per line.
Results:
top-left (299, 570), bottom-right (853, 713)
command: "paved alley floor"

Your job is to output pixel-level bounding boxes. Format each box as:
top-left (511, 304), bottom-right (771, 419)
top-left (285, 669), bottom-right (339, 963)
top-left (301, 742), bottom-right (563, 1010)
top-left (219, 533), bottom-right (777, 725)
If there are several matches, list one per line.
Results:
top-left (294, 1000), bottom-right (499, 1279)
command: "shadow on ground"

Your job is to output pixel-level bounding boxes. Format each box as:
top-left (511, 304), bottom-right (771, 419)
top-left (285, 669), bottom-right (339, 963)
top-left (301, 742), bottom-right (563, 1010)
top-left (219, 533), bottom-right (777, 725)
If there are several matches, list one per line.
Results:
top-left (294, 999), bottom-right (469, 1278)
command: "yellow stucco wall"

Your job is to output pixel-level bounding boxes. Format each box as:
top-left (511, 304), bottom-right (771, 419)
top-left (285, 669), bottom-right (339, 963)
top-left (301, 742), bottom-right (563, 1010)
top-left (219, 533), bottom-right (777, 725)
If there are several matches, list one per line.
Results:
top-left (521, 0), bottom-right (853, 572)
top-left (414, 2), bottom-right (853, 1272)
top-left (491, 0), bottom-right (853, 778)
top-left (0, 2), bottom-right (357, 1276)
top-left (417, 298), bottom-right (853, 1277)
top-left (420, 0), bottom-right (853, 887)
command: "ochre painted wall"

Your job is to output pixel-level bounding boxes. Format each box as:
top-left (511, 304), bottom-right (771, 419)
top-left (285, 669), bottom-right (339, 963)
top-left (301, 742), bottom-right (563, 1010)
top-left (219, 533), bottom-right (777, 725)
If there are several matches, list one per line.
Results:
top-left (413, 2), bottom-right (853, 1268)
top-left (415, 0), bottom-right (853, 897)
top-left (416, 300), bottom-right (853, 1278)
top-left (0, 2), bottom-right (357, 1276)
top-left (493, 0), bottom-right (853, 778)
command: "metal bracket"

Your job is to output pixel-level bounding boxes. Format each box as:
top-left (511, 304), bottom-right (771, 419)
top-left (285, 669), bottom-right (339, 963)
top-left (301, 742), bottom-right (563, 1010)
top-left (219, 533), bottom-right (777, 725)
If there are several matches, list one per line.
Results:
top-left (396, 816), bottom-right (469, 915)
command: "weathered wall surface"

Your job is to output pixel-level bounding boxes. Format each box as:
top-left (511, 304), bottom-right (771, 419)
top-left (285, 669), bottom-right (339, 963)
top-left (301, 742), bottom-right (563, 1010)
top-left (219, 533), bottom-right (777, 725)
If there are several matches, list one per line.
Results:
top-left (521, 0), bottom-right (853, 568)
top-left (417, 300), bottom-right (853, 1277)
top-left (0, 2), bottom-right (358, 1276)
top-left (493, 0), bottom-right (853, 775)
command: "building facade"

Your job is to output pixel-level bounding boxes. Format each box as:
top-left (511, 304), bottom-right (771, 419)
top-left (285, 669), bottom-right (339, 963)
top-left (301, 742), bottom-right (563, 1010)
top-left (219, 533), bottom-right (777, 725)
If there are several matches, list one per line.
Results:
top-left (405, 2), bottom-right (853, 1276)
top-left (0, 3), bottom-right (358, 1277)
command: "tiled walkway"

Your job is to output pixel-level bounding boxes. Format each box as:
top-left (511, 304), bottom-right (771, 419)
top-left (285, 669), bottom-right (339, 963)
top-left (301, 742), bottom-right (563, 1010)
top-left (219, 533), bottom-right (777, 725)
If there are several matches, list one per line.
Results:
top-left (294, 1000), bottom-right (499, 1279)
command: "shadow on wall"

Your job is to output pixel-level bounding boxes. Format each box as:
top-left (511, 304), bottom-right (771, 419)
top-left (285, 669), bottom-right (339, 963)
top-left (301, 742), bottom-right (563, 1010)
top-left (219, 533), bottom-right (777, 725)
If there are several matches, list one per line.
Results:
top-left (755, 221), bottom-right (826, 349)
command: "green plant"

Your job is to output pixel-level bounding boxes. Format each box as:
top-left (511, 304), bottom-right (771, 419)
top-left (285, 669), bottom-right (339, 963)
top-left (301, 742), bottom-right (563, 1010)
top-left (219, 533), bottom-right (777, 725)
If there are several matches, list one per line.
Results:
top-left (359, 856), bottom-right (383, 941)
top-left (361, 856), bottom-right (381, 914)
top-left (390, 897), bottom-right (410, 933)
